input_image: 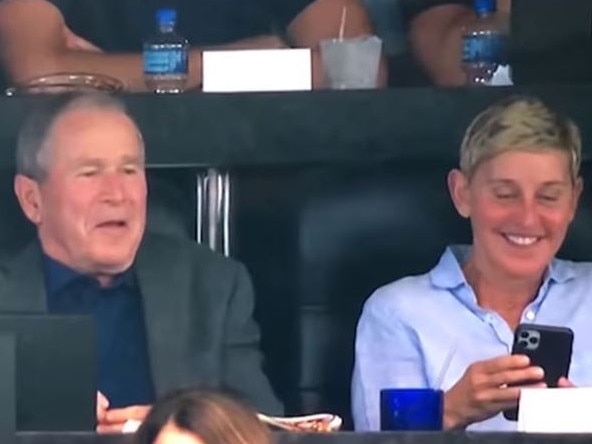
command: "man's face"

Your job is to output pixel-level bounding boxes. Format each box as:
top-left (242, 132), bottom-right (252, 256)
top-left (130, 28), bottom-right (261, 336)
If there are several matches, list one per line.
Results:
top-left (16, 107), bottom-right (147, 277)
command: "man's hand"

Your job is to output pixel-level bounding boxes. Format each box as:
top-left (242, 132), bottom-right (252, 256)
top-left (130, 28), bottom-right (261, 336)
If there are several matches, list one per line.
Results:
top-left (96, 391), bottom-right (109, 425)
top-left (443, 355), bottom-right (545, 429)
top-left (95, 392), bottom-right (151, 434)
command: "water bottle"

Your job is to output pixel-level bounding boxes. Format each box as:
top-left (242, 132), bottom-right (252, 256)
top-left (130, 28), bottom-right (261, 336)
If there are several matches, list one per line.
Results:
top-left (461, 0), bottom-right (510, 86)
top-left (143, 8), bottom-right (188, 93)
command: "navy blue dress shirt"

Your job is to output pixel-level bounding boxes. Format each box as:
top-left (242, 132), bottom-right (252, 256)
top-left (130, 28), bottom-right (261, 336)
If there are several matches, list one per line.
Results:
top-left (43, 255), bottom-right (156, 408)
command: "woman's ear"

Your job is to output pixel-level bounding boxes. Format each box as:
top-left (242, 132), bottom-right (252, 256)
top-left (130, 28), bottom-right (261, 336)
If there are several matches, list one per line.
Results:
top-left (14, 174), bottom-right (42, 224)
top-left (447, 169), bottom-right (471, 219)
top-left (569, 176), bottom-right (584, 221)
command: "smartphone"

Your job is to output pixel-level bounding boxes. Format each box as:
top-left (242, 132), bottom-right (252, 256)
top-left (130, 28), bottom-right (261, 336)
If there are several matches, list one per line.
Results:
top-left (503, 323), bottom-right (574, 421)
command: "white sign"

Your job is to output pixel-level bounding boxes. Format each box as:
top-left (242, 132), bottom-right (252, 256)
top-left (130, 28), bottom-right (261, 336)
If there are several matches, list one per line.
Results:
top-left (202, 48), bottom-right (312, 92)
top-left (518, 388), bottom-right (592, 433)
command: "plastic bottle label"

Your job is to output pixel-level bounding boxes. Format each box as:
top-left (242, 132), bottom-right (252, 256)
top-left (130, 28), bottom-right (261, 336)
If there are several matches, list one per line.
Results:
top-left (143, 49), bottom-right (188, 75)
top-left (462, 33), bottom-right (506, 64)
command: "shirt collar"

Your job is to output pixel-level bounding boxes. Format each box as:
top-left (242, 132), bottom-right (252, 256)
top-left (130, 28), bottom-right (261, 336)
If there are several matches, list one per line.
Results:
top-left (547, 257), bottom-right (576, 284)
top-left (429, 244), bottom-right (577, 290)
top-left (42, 253), bottom-right (136, 298)
top-left (429, 245), bottom-right (470, 290)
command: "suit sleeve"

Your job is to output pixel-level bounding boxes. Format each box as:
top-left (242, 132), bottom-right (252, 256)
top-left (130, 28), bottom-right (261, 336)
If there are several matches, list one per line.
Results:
top-left (221, 262), bottom-right (284, 415)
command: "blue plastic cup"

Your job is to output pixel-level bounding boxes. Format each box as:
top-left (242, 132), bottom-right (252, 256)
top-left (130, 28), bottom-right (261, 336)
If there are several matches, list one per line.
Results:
top-left (380, 388), bottom-right (444, 431)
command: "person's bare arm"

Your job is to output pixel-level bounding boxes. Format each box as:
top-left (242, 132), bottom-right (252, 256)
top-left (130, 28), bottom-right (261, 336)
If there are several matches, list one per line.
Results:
top-left (0, 0), bottom-right (160, 91)
top-left (287, 0), bottom-right (387, 88)
top-left (0, 0), bottom-right (289, 91)
top-left (408, 4), bottom-right (474, 86)
top-left (497, 0), bottom-right (511, 14)
top-left (0, 0), bottom-right (383, 91)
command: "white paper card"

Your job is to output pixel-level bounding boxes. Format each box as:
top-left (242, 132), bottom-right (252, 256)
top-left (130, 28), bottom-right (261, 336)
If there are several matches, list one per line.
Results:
top-left (202, 48), bottom-right (311, 92)
top-left (518, 388), bottom-right (592, 433)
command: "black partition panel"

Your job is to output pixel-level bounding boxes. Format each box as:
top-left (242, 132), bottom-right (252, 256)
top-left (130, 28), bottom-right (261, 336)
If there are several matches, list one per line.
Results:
top-left (0, 87), bottom-right (592, 169)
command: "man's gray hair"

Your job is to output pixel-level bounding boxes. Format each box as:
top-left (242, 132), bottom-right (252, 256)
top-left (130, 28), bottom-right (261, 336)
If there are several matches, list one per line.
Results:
top-left (16, 92), bottom-right (144, 181)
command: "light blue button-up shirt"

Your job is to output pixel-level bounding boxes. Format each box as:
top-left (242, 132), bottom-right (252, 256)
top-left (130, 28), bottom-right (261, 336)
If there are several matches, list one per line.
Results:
top-left (352, 245), bottom-right (592, 431)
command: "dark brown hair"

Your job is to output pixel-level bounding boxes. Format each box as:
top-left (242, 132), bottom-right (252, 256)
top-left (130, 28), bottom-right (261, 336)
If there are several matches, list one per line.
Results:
top-left (135, 389), bottom-right (272, 444)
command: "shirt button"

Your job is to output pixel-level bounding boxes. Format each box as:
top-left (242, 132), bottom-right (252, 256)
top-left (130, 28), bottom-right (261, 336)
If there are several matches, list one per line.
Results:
top-left (525, 311), bottom-right (536, 321)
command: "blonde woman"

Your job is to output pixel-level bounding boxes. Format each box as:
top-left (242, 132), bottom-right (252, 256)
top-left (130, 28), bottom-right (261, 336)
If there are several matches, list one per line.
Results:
top-left (352, 96), bottom-right (591, 431)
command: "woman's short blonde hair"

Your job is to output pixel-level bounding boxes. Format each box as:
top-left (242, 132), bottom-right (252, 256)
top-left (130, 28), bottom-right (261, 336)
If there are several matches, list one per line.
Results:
top-left (460, 96), bottom-right (581, 181)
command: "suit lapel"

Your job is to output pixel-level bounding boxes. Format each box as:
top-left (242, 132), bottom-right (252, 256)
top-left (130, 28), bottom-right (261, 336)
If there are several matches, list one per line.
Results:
top-left (135, 235), bottom-right (195, 395)
top-left (0, 243), bottom-right (47, 313)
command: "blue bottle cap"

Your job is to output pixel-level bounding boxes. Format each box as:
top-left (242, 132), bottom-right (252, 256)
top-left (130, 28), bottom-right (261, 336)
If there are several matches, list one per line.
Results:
top-left (156, 8), bottom-right (176, 25)
top-left (474, 0), bottom-right (495, 14)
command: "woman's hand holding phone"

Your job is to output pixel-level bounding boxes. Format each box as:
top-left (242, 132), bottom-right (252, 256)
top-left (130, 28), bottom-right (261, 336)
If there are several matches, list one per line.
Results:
top-left (503, 324), bottom-right (574, 420)
top-left (443, 354), bottom-right (545, 430)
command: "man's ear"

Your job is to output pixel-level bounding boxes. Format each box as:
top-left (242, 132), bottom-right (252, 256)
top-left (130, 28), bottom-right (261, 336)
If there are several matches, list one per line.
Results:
top-left (14, 174), bottom-right (42, 225)
top-left (447, 169), bottom-right (471, 219)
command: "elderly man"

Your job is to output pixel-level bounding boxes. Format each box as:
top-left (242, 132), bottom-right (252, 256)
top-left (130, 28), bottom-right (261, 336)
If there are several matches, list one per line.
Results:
top-left (0, 0), bottom-right (382, 90)
top-left (1, 92), bottom-right (281, 432)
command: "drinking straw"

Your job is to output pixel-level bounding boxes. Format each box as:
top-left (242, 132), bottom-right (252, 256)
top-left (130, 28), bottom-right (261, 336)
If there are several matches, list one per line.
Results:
top-left (435, 343), bottom-right (457, 389)
top-left (338, 6), bottom-right (347, 40)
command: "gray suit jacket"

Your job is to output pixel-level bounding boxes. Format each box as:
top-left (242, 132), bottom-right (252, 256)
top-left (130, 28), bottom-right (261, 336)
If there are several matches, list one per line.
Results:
top-left (0, 233), bottom-right (283, 414)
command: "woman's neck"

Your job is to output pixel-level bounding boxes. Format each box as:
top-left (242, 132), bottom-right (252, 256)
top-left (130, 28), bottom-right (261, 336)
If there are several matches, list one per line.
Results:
top-left (462, 256), bottom-right (543, 329)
